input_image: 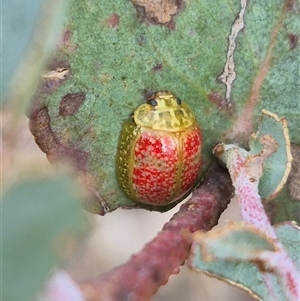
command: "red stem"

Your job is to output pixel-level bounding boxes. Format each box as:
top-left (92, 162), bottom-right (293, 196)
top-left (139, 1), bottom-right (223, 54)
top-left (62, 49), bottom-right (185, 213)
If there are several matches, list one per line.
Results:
top-left (79, 162), bottom-right (234, 301)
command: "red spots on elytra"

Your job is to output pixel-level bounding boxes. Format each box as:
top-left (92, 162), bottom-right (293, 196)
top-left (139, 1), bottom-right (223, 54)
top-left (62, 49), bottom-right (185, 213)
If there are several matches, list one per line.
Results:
top-left (180, 126), bottom-right (202, 191)
top-left (131, 125), bottom-right (202, 205)
top-left (132, 130), bottom-right (178, 204)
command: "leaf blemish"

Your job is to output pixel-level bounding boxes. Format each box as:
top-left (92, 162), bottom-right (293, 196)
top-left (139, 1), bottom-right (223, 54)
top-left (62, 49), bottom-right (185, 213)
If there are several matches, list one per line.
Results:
top-left (207, 92), bottom-right (233, 115)
top-left (60, 30), bottom-right (78, 54)
top-left (286, 0), bottom-right (299, 13)
top-left (29, 107), bottom-right (90, 173)
top-left (59, 92), bottom-right (86, 117)
top-left (287, 33), bottom-right (299, 50)
top-left (208, 92), bottom-right (224, 106)
top-left (217, 0), bottom-right (248, 108)
top-left (107, 13), bottom-right (120, 28)
top-left (152, 63), bottom-right (163, 72)
top-left (132, 0), bottom-right (184, 29)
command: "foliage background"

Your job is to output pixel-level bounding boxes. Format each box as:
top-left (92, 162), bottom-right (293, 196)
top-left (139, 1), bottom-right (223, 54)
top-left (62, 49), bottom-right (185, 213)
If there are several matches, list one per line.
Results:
top-left (2, 0), bottom-right (299, 300)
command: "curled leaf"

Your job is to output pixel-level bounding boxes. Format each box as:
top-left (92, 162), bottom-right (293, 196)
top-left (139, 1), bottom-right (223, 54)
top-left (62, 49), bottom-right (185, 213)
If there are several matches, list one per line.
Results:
top-left (288, 144), bottom-right (300, 201)
top-left (189, 222), bottom-right (300, 301)
top-left (192, 222), bottom-right (278, 263)
top-left (249, 110), bottom-right (292, 200)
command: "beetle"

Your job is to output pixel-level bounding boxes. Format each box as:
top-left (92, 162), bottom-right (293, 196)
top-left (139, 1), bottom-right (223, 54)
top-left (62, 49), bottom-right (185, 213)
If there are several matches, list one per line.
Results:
top-left (116, 90), bottom-right (202, 205)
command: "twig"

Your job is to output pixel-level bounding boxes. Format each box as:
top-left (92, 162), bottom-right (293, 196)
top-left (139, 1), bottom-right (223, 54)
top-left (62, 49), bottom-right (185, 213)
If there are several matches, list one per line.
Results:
top-left (214, 142), bottom-right (300, 301)
top-left (78, 162), bottom-right (234, 301)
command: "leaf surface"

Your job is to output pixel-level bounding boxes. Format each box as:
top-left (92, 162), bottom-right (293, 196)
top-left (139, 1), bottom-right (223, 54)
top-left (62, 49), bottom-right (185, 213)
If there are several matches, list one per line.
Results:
top-left (189, 222), bottom-right (300, 301)
top-left (31, 0), bottom-right (300, 212)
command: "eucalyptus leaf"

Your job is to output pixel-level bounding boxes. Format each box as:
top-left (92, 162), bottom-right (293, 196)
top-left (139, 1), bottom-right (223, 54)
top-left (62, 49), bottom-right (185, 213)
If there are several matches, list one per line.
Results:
top-left (29, 0), bottom-right (299, 212)
top-left (249, 110), bottom-right (292, 200)
top-left (193, 223), bottom-right (277, 262)
top-left (2, 0), bottom-right (68, 113)
top-left (2, 176), bottom-right (85, 301)
top-left (189, 222), bottom-right (300, 301)
top-left (2, 0), bottom-right (45, 101)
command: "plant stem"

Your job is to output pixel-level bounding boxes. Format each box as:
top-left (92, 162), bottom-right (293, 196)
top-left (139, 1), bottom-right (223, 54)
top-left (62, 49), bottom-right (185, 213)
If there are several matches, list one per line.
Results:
top-left (78, 162), bottom-right (233, 301)
top-left (215, 143), bottom-right (300, 301)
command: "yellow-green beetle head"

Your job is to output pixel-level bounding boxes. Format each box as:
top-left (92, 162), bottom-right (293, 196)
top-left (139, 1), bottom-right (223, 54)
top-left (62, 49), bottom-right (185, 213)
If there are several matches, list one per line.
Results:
top-left (133, 90), bottom-right (196, 132)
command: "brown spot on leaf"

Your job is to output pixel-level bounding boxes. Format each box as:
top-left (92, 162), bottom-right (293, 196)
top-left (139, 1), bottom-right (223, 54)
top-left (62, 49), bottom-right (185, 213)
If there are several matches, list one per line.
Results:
top-left (59, 92), bottom-right (86, 116)
top-left (132, 0), bottom-right (184, 29)
top-left (287, 33), bottom-right (299, 50)
top-left (107, 13), bottom-right (120, 28)
top-left (36, 129), bottom-right (59, 153)
top-left (152, 63), bottom-right (163, 72)
top-left (29, 108), bottom-right (59, 153)
top-left (288, 143), bottom-right (300, 201)
top-left (286, 0), bottom-right (299, 13)
top-left (207, 92), bottom-right (233, 115)
top-left (28, 107), bottom-right (50, 131)
top-left (60, 30), bottom-right (78, 54)
top-left (62, 30), bottom-right (72, 46)
top-left (208, 92), bottom-right (224, 106)
top-left (29, 107), bottom-right (89, 172)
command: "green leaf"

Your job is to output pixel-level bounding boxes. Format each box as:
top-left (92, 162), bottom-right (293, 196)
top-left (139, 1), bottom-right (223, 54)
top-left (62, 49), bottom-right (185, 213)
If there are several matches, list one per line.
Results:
top-left (268, 143), bottom-right (300, 224)
top-left (2, 0), bottom-right (68, 112)
top-left (249, 110), bottom-right (292, 200)
top-left (192, 223), bottom-right (277, 262)
top-left (2, 0), bottom-right (45, 101)
top-left (265, 185), bottom-right (300, 225)
top-left (189, 222), bottom-right (300, 301)
top-left (29, 0), bottom-right (299, 212)
top-left (2, 176), bottom-right (85, 301)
